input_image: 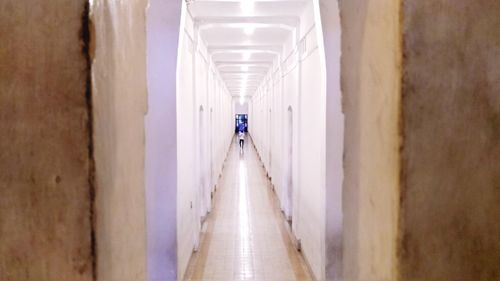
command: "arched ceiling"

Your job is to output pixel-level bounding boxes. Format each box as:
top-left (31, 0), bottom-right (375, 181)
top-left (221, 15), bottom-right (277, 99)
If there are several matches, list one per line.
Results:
top-left (188, 0), bottom-right (309, 98)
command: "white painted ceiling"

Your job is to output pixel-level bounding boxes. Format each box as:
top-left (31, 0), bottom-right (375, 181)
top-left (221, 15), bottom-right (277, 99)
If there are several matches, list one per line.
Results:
top-left (188, 0), bottom-right (309, 98)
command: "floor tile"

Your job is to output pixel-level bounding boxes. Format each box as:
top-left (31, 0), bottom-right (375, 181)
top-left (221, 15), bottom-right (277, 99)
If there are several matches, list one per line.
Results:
top-left (183, 138), bottom-right (312, 281)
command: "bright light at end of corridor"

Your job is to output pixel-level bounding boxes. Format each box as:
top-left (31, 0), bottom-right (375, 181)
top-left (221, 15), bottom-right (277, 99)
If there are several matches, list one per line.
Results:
top-left (241, 0), bottom-right (255, 13)
top-left (239, 96), bottom-right (245, 105)
top-left (242, 52), bottom-right (251, 61)
top-left (242, 65), bottom-right (249, 71)
top-left (244, 26), bottom-right (255, 36)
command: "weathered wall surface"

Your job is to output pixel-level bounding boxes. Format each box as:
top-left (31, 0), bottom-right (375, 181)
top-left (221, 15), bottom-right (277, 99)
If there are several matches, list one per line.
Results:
top-left (319, 1), bottom-right (344, 280)
top-left (90, 1), bottom-right (148, 280)
top-left (339, 0), bottom-right (401, 280)
top-left (401, 1), bottom-right (500, 280)
top-left (0, 1), bottom-right (93, 280)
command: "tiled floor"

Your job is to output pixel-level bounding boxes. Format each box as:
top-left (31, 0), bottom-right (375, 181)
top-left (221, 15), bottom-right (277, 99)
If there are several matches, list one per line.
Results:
top-left (183, 137), bottom-right (313, 281)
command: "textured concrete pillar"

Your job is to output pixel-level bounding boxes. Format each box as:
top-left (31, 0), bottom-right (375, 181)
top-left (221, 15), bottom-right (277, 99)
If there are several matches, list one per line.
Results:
top-left (0, 1), bottom-right (94, 280)
top-left (340, 0), bottom-right (499, 280)
top-left (319, 1), bottom-right (343, 280)
top-left (400, 1), bottom-right (500, 280)
top-left (90, 0), bottom-right (149, 280)
top-left (339, 0), bottom-right (401, 280)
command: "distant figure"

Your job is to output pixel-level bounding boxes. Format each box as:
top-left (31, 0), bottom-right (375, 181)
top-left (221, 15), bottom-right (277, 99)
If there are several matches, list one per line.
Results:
top-left (238, 131), bottom-right (245, 149)
top-left (238, 123), bottom-right (246, 133)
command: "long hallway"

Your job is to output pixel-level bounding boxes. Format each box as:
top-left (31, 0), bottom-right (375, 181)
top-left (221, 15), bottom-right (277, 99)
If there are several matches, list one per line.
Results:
top-left (184, 136), bottom-right (312, 281)
top-left (3, 1), bottom-right (499, 280)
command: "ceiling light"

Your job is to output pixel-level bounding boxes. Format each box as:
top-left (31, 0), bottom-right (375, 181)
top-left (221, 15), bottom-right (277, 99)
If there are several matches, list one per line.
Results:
top-left (242, 52), bottom-right (251, 61)
top-left (243, 26), bottom-right (255, 36)
top-left (241, 0), bottom-right (255, 13)
top-left (242, 65), bottom-right (249, 71)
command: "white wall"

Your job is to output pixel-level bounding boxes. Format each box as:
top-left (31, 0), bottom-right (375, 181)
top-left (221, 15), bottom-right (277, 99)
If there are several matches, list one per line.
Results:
top-left (248, 1), bottom-right (342, 280)
top-left (297, 27), bottom-right (326, 280)
top-left (176, 9), bottom-right (234, 280)
top-left (145, 1), bottom-right (182, 280)
top-left (233, 98), bottom-right (249, 115)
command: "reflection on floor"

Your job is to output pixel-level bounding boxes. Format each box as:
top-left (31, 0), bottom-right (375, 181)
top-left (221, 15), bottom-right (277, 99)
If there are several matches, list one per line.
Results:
top-left (184, 137), bottom-right (312, 281)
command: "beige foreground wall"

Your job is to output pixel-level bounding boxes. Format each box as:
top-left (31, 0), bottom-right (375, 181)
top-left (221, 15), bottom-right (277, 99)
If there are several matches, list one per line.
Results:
top-left (339, 0), bottom-right (402, 280)
top-left (340, 1), bottom-right (499, 280)
top-left (0, 1), bottom-right (93, 280)
top-left (400, 1), bottom-right (500, 280)
top-left (90, 1), bottom-right (148, 280)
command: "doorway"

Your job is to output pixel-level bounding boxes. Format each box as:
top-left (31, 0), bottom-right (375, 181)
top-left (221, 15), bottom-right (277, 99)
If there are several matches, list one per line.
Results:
top-left (235, 114), bottom-right (248, 132)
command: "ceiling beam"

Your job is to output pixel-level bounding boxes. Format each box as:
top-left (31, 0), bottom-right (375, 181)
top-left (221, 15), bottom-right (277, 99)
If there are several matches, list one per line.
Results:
top-left (225, 84), bottom-right (262, 88)
top-left (225, 75), bottom-right (262, 79)
top-left (226, 81), bottom-right (262, 85)
top-left (226, 81), bottom-right (261, 87)
top-left (222, 76), bottom-right (265, 81)
top-left (222, 71), bottom-right (266, 75)
top-left (219, 66), bottom-right (270, 72)
top-left (209, 45), bottom-right (282, 53)
top-left (223, 80), bottom-right (263, 84)
top-left (224, 77), bottom-right (263, 81)
top-left (199, 22), bottom-right (295, 33)
top-left (196, 16), bottom-right (299, 27)
top-left (219, 70), bottom-right (267, 75)
top-left (216, 61), bottom-right (272, 66)
top-left (227, 88), bottom-right (260, 91)
top-left (192, 0), bottom-right (307, 3)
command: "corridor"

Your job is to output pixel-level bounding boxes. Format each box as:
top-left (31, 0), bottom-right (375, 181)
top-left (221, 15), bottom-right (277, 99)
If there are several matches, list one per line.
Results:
top-left (2, 0), bottom-right (499, 280)
top-left (184, 137), bottom-right (312, 281)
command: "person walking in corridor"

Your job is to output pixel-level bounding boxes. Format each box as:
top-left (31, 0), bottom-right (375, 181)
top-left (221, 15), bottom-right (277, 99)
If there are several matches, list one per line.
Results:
top-left (238, 131), bottom-right (245, 149)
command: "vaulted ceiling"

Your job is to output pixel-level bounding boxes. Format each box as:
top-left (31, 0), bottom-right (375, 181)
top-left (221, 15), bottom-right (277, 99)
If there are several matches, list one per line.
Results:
top-left (188, 0), bottom-right (309, 98)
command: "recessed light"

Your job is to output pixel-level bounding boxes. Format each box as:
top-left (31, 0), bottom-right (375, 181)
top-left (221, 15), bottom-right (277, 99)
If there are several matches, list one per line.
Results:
top-left (244, 26), bottom-right (255, 36)
top-left (241, 1), bottom-right (255, 13)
